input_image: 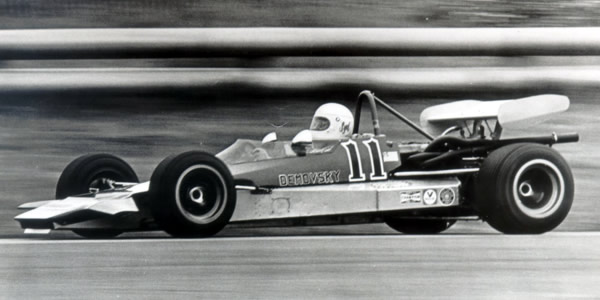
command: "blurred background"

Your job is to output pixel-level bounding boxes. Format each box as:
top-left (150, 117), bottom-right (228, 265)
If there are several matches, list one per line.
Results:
top-left (0, 0), bottom-right (599, 236)
top-left (1, 0), bottom-right (600, 28)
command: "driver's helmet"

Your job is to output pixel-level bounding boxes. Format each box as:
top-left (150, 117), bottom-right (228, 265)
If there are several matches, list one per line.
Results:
top-left (310, 103), bottom-right (354, 148)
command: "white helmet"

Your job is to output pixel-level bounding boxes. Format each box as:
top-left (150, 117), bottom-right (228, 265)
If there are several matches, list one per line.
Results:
top-left (310, 103), bottom-right (354, 148)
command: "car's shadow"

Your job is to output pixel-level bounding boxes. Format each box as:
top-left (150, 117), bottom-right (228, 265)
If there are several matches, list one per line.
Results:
top-left (3, 222), bottom-right (503, 240)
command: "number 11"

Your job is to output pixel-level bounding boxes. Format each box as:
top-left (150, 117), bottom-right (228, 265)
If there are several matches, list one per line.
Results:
top-left (341, 138), bottom-right (387, 182)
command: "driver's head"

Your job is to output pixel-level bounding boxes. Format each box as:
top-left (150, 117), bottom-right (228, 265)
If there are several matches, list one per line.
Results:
top-left (310, 103), bottom-right (354, 148)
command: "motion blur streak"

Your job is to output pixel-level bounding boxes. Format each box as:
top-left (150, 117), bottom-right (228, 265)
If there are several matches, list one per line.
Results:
top-left (2, 28), bottom-right (600, 59)
top-left (1, 67), bottom-right (600, 96)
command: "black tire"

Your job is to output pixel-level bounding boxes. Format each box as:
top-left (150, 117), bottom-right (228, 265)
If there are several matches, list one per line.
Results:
top-left (148, 151), bottom-right (236, 238)
top-left (385, 218), bottom-right (456, 234)
top-left (56, 153), bottom-right (139, 238)
top-left (56, 153), bottom-right (139, 199)
top-left (475, 143), bottom-right (574, 234)
top-left (71, 229), bottom-right (125, 239)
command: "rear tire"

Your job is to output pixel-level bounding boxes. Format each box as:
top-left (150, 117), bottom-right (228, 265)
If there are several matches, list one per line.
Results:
top-left (56, 153), bottom-right (139, 238)
top-left (385, 218), bottom-right (456, 234)
top-left (148, 151), bottom-right (236, 238)
top-left (475, 143), bottom-right (574, 234)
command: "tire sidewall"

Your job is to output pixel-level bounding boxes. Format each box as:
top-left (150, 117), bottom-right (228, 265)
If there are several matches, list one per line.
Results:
top-left (500, 145), bottom-right (573, 231)
top-left (477, 143), bottom-right (574, 233)
top-left (149, 151), bottom-right (236, 237)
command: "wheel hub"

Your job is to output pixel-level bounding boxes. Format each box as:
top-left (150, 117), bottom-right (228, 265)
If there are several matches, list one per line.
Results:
top-left (518, 181), bottom-right (534, 198)
top-left (188, 187), bottom-right (205, 205)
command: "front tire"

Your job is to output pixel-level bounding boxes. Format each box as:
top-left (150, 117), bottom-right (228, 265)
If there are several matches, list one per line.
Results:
top-left (56, 153), bottom-right (139, 238)
top-left (475, 143), bottom-right (574, 234)
top-left (148, 151), bottom-right (236, 238)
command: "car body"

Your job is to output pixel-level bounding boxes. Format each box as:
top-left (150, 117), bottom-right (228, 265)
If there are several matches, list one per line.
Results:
top-left (15, 90), bottom-right (578, 237)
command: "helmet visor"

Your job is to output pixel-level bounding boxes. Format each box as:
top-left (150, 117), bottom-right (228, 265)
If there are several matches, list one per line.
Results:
top-left (310, 117), bottom-right (330, 131)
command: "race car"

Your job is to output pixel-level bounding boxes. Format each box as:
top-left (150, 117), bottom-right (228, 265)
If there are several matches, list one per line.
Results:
top-left (15, 90), bottom-right (579, 237)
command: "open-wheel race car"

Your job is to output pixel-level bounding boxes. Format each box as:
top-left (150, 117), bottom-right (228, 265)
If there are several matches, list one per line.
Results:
top-left (15, 90), bottom-right (579, 237)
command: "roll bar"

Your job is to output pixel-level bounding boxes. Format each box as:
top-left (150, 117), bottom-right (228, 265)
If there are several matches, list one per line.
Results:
top-left (352, 90), bottom-right (435, 141)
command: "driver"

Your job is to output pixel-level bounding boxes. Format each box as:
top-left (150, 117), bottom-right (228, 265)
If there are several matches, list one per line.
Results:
top-left (309, 103), bottom-right (354, 150)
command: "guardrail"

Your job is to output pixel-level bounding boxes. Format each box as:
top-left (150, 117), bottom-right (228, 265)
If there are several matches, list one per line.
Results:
top-left (1, 28), bottom-right (599, 97)
top-left (2, 28), bottom-right (600, 59)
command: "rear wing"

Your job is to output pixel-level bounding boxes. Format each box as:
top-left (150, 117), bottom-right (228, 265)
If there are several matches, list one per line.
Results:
top-left (420, 95), bottom-right (570, 138)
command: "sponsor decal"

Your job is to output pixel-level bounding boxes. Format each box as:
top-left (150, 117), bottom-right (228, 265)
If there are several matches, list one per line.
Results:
top-left (400, 193), bottom-right (410, 203)
top-left (400, 191), bottom-right (422, 204)
top-left (410, 192), bottom-right (422, 202)
top-left (278, 170), bottom-right (341, 187)
top-left (423, 189), bottom-right (437, 205)
top-left (439, 188), bottom-right (456, 205)
top-left (383, 151), bottom-right (400, 162)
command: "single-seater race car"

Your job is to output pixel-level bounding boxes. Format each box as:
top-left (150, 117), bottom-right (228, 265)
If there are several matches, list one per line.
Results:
top-left (15, 90), bottom-right (579, 237)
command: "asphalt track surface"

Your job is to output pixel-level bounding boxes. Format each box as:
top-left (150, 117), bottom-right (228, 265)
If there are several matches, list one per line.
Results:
top-left (1, 231), bottom-right (598, 299)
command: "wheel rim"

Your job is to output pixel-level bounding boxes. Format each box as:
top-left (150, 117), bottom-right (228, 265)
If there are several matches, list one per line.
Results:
top-left (512, 159), bottom-right (564, 219)
top-left (175, 165), bottom-right (227, 224)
